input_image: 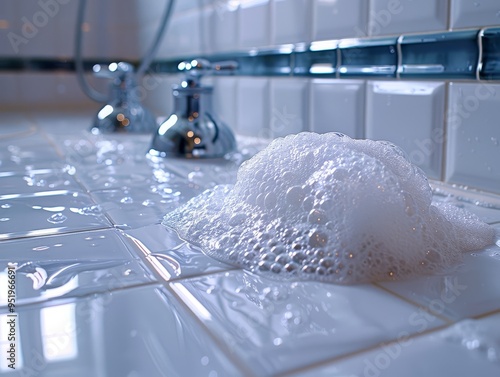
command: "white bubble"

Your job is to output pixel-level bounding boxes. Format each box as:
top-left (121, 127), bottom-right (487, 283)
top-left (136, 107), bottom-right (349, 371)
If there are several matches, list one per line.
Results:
top-left (163, 132), bottom-right (495, 284)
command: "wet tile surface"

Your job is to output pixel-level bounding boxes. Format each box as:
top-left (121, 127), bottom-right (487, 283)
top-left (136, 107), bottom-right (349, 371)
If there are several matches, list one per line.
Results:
top-left (171, 270), bottom-right (446, 376)
top-left (289, 314), bottom-right (500, 377)
top-left (0, 285), bottom-right (243, 377)
top-left (0, 111), bottom-right (499, 376)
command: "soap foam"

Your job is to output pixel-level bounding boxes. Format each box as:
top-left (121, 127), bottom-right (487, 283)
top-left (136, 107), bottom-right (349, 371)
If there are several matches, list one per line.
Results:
top-left (163, 132), bottom-right (496, 284)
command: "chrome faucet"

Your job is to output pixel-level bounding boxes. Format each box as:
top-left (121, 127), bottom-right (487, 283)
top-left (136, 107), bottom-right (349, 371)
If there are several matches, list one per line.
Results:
top-left (90, 62), bottom-right (157, 134)
top-left (149, 59), bottom-right (237, 158)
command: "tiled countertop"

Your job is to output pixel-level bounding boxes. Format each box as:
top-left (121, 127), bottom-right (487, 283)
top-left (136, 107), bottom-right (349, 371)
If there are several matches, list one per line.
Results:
top-left (1, 111), bottom-right (499, 377)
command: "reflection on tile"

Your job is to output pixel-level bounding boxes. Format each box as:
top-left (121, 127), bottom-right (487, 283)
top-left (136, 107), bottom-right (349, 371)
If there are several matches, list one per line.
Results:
top-left (0, 166), bottom-right (82, 196)
top-left (0, 229), bottom-right (155, 307)
top-left (0, 259), bottom-right (154, 308)
top-left (89, 186), bottom-right (182, 229)
top-left (310, 79), bottom-right (365, 138)
top-left (292, 314), bottom-right (500, 377)
top-left (0, 286), bottom-right (243, 377)
top-left (379, 236), bottom-right (500, 321)
top-left (0, 191), bottom-right (111, 240)
top-left (171, 270), bottom-right (445, 376)
top-left (124, 224), bottom-right (232, 281)
top-left (369, 0), bottom-right (447, 35)
top-left (445, 82), bottom-right (500, 195)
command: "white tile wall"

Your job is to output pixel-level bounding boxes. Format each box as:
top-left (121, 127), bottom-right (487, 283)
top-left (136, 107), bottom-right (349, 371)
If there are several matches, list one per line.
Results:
top-left (271, 0), bottom-right (310, 45)
top-left (209, 0), bottom-right (239, 53)
top-left (450, 0), bottom-right (500, 29)
top-left (269, 77), bottom-right (308, 137)
top-left (446, 82), bottom-right (500, 194)
top-left (236, 77), bottom-right (270, 137)
top-left (365, 81), bottom-right (446, 179)
top-left (312, 0), bottom-right (368, 40)
top-left (309, 79), bottom-right (365, 138)
top-left (369, 0), bottom-right (448, 36)
top-left (239, 0), bottom-right (271, 49)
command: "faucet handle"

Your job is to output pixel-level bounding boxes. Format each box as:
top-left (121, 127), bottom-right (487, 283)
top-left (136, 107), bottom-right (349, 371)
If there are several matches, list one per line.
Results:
top-left (93, 62), bottom-right (135, 80)
top-left (178, 59), bottom-right (237, 83)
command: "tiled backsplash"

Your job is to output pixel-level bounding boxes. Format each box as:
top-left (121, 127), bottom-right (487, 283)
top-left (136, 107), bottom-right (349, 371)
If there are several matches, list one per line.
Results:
top-left (0, 0), bottom-right (499, 194)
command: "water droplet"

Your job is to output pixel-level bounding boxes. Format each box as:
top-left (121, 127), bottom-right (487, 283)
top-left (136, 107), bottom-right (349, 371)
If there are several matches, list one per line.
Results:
top-left (201, 356), bottom-right (209, 366)
top-left (33, 246), bottom-right (49, 251)
top-left (273, 337), bottom-right (283, 346)
top-left (120, 197), bottom-right (134, 204)
top-left (491, 137), bottom-right (498, 146)
top-left (47, 213), bottom-right (67, 224)
top-left (142, 199), bottom-right (155, 207)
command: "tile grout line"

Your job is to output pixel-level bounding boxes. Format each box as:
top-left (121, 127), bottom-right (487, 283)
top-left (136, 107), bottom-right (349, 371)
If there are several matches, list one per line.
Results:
top-left (276, 321), bottom-right (453, 377)
top-left (0, 281), bottom-right (161, 313)
top-left (165, 280), bottom-right (258, 377)
top-left (372, 282), bottom-right (453, 324)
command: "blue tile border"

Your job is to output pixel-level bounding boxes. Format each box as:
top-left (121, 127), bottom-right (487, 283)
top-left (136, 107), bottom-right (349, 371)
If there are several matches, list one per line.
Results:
top-left (1, 28), bottom-right (500, 80)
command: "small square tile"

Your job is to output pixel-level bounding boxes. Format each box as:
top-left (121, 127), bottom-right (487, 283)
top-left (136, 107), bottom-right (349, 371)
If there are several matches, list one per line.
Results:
top-left (290, 314), bottom-right (500, 377)
top-left (237, 77), bottom-right (270, 137)
top-left (157, 8), bottom-right (201, 58)
top-left (0, 229), bottom-right (157, 307)
top-left (239, 0), bottom-right (271, 49)
top-left (312, 0), bottom-right (368, 40)
top-left (369, 0), bottom-right (448, 36)
top-left (272, 0), bottom-right (310, 45)
top-left (270, 78), bottom-right (308, 137)
top-left (210, 0), bottom-right (239, 53)
top-left (379, 230), bottom-right (500, 321)
top-left (124, 224), bottom-right (233, 281)
top-left (366, 81), bottom-right (446, 179)
top-left (450, 0), bottom-right (500, 29)
top-left (445, 82), bottom-right (500, 195)
top-left (310, 79), bottom-right (365, 138)
top-left (171, 270), bottom-right (445, 376)
top-left (0, 286), bottom-right (243, 377)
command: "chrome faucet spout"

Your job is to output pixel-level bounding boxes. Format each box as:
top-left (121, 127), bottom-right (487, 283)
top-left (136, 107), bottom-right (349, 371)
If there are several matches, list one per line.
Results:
top-left (149, 59), bottom-right (237, 158)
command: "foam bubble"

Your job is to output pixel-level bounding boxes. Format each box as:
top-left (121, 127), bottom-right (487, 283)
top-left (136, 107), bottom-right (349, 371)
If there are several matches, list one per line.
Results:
top-left (163, 132), bottom-right (496, 284)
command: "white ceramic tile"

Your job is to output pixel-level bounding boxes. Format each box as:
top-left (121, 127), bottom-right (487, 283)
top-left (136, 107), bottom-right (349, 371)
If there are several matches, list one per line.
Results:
top-left (210, 0), bottom-right (239, 53)
top-left (0, 167), bottom-right (81, 196)
top-left (272, 0), bottom-right (310, 45)
top-left (369, 0), bottom-right (448, 36)
top-left (15, 2), bottom-right (60, 57)
top-left (0, 191), bottom-right (112, 241)
top-left (379, 234), bottom-right (500, 321)
top-left (365, 81), bottom-right (446, 179)
top-left (445, 82), bottom-right (500, 195)
top-left (141, 73), bottom-right (182, 117)
top-left (239, 0), bottom-right (271, 49)
top-left (213, 76), bottom-right (239, 135)
top-left (269, 78), bottom-right (308, 137)
top-left (0, 1), bottom-right (17, 56)
top-left (291, 314), bottom-right (500, 377)
top-left (0, 253), bottom-right (154, 308)
top-left (237, 77), bottom-right (270, 137)
top-left (171, 270), bottom-right (445, 376)
top-left (450, 0), bottom-right (500, 29)
top-left (17, 73), bottom-right (57, 107)
top-left (53, 73), bottom-right (95, 108)
top-left (0, 74), bottom-right (20, 107)
top-left (312, 0), bottom-right (368, 40)
top-left (157, 5), bottom-right (202, 59)
top-left (124, 224), bottom-right (232, 281)
top-left (310, 79), bottom-right (365, 138)
top-left (0, 285), bottom-right (243, 377)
